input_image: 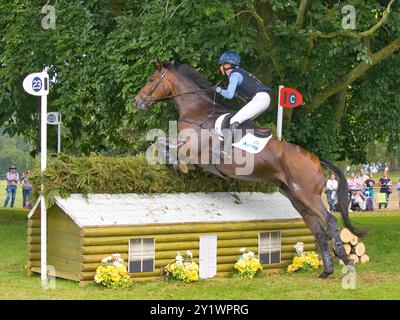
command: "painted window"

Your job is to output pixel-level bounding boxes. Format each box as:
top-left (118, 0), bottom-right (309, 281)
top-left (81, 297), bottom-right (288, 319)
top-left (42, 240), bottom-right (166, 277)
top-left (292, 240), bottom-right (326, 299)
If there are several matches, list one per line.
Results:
top-left (258, 231), bottom-right (281, 264)
top-left (128, 238), bottom-right (155, 273)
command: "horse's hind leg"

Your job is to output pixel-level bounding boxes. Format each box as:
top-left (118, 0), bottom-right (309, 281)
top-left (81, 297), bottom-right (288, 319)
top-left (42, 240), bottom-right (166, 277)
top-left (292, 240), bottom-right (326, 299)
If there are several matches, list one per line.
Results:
top-left (296, 209), bottom-right (334, 278)
top-left (323, 209), bottom-right (349, 265)
top-left (293, 186), bottom-right (350, 266)
top-left (279, 186), bottom-right (334, 278)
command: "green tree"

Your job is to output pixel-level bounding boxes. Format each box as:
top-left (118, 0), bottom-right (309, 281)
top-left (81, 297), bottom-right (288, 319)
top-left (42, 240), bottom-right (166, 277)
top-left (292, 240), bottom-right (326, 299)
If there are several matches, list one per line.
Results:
top-left (0, 129), bottom-right (34, 175)
top-left (0, 0), bottom-right (399, 164)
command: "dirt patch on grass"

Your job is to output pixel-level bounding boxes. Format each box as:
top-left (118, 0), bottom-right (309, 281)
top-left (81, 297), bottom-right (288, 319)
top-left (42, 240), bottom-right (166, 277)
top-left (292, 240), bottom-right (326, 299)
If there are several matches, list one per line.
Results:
top-left (359, 271), bottom-right (400, 284)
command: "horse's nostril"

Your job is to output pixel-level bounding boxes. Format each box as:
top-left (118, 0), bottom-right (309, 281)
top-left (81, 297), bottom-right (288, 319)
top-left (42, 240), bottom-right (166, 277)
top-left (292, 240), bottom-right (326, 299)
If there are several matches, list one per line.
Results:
top-left (134, 97), bottom-right (142, 108)
top-left (134, 96), bottom-right (147, 110)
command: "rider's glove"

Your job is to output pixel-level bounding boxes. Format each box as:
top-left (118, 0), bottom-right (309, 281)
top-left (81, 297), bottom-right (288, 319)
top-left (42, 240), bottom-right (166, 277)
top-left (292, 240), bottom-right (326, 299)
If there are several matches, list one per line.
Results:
top-left (215, 86), bottom-right (222, 93)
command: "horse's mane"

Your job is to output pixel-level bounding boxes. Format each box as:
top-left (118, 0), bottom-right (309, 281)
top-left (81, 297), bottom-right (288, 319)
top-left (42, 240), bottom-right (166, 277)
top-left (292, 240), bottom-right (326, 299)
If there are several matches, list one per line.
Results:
top-left (163, 62), bottom-right (229, 109)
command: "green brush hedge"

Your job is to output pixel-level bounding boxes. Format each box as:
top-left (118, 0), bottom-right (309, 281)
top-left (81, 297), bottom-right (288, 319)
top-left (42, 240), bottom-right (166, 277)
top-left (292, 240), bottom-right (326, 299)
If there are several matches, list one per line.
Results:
top-left (30, 153), bottom-right (276, 207)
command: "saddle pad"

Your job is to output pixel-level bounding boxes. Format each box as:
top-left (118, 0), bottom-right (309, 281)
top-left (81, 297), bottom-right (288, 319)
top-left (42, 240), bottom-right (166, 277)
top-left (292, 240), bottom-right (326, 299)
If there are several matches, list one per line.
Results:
top-left (214, 113), bottom-right (272, 154)
top-left (233, 133), bottom-right (272, 154)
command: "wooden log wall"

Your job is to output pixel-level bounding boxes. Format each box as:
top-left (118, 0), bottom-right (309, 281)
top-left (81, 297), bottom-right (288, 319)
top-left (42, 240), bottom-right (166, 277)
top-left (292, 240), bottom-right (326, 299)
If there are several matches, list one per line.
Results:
top-left (28, 215), bottom-right (316, 285)
top-left (79, 219), bottom-right (315, 283)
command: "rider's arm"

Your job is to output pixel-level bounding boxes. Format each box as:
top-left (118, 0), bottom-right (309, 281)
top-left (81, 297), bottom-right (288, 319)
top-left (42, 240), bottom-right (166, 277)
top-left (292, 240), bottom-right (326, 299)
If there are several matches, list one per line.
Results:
top-left (216, 72), bottom-right (243, 99)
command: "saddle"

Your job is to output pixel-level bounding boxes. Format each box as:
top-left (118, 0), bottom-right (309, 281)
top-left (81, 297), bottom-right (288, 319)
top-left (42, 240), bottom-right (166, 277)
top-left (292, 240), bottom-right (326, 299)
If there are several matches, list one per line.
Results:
top-left (219, 113), bottom-right (272, 139)
top-left (176, 111), bottom-right (272, 180)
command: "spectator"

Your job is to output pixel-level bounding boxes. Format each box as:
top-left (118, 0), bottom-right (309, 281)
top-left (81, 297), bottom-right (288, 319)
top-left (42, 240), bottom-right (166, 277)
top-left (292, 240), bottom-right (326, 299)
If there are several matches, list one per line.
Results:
top-left (378, 170), bottom-right (392, 209)
top-left (351, 191), bottom-right (366, 211)
top-left (3, 165), bottom-right (19, 208)
top-left (397, 178), bottom-right (400, 210)
top-left (356, 169), bottom-right (368, 189)
top-left (326, 174), bottom-right (338, 212)
top-left (348, 172), bottom-right (362, 212)
top-left (20, 170), bottom-right (33, 209)
top-left (364, 173), bottom-right (375, 211)
top-left (347, 172), bottom-right (359, 197)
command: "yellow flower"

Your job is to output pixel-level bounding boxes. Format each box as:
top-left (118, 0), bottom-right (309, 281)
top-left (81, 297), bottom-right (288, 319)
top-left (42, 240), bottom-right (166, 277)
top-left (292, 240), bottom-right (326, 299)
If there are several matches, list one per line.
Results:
top-left (116, 265), bottom-right (127, 274)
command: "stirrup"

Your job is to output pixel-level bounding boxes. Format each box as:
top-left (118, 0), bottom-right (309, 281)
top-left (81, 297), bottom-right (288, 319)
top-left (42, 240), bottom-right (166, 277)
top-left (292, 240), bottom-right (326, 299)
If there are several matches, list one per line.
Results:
top-left (211, 145), bottom-right (231, 160)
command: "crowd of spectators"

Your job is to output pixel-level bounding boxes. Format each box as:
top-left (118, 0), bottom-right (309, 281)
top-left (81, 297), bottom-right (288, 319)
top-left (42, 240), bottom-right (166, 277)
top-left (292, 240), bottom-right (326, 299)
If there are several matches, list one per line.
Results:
top-left (326, 168), bottom-right (400, 212)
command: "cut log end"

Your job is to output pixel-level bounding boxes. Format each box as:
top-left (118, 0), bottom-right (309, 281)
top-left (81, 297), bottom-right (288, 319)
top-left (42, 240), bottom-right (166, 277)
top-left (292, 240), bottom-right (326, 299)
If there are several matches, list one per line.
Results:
top-left (340, 228), bottom-right (352, 243)
top-left (354, 242), bottom-right (366, 257)
top-left (344, 243), bottom-right (352, 255)
top-left (348, 254), bottom-right (359, 264)
top-left (360, 254), bottom-right (370, 264)
top-left (350, 235), bottom-right (359, 246)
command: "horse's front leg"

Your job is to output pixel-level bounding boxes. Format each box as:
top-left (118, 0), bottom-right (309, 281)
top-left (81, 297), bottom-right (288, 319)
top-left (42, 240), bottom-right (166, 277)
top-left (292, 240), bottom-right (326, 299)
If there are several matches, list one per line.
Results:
top-left (152, 136), bottom-right (191, 173)
top-left (151, 136), bottom-right (178, 166)
top-left (175, 129), bottom-right (212, 173)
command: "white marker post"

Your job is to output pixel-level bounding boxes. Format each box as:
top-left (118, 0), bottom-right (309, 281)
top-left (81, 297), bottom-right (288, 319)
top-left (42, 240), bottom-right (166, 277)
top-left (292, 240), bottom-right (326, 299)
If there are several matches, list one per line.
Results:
top-left (58, 113), bottom-right (61, 154)
top-left (277, 85), bottom-right (303, 141)
top-left (23, 71), bottom-right (49, 288)
top-left (277, 85), bottom-right (284, 141)
top-left (47, 112), bottom-right (61, 153)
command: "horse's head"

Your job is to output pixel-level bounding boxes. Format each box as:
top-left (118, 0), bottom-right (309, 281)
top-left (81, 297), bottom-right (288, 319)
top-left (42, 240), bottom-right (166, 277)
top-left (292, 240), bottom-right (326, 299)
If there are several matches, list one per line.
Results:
top-left (134, 58), bottom-right (174, 110)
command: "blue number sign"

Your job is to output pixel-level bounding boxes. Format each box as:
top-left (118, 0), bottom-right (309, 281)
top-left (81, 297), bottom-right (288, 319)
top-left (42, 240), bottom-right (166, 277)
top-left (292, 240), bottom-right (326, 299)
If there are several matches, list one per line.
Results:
top-left (32, 77), bottom-right (43, 92)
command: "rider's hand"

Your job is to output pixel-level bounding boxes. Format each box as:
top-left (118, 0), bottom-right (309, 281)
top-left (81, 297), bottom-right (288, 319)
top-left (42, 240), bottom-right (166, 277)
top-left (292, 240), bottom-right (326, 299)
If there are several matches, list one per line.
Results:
top-left (215, 86), bottom-right (222, 93)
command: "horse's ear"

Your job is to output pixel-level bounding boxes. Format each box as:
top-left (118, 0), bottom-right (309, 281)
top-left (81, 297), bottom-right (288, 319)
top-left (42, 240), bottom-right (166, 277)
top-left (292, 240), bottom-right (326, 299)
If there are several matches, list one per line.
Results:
top-left (156, 57), bottom-right (162, 71)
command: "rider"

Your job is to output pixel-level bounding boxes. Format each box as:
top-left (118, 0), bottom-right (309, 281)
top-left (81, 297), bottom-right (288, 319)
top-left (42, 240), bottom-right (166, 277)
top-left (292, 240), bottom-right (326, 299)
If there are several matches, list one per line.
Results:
top-left (215, 51), bottom-right (271, 138)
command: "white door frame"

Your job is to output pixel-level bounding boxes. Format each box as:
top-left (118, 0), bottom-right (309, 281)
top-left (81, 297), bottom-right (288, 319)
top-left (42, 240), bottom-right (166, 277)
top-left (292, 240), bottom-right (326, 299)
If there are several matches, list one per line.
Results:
top-left (199, 235), bottom-right (217, 279)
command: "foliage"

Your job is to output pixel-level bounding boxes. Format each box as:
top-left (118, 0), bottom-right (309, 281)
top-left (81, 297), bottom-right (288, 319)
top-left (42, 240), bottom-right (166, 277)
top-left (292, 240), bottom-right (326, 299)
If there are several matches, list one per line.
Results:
top-left (94, 254), bottom-right (132, 288)
top-left (234, 248), bottom-right (263, 279)
top-left (28, 153), bottom-right (276, 206)
top-left (0, 130), bottom-right (35, 176)
top-left (164, 251), bottom-right (199, 283)
top-left (287, 242), bottom-right (320, 273)
top-left (0, 0), bottom-right (399, 163)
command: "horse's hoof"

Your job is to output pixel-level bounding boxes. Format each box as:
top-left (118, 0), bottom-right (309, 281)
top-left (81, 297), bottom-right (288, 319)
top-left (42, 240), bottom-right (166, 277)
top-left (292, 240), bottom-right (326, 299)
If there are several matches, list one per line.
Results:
top-left (319, 271), bottom-right (333, 279)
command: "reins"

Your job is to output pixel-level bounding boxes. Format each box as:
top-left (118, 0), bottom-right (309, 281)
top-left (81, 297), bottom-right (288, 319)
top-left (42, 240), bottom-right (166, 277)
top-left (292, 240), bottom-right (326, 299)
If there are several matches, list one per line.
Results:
top-left (151, 87), bottom-right (215, 102)
top-left (142, 67), bottom-right (224, 128)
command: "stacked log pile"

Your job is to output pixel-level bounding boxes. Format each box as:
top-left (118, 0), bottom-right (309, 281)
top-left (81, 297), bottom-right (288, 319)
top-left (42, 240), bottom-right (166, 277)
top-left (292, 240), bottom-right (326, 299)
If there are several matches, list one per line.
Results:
top-left (340, 228), bottom-right (370, 264)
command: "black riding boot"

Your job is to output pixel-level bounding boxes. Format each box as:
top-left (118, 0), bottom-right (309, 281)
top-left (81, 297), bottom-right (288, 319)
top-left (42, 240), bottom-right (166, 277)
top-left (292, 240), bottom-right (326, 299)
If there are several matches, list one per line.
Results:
top-left (229, 122), bottom-right (240, 142)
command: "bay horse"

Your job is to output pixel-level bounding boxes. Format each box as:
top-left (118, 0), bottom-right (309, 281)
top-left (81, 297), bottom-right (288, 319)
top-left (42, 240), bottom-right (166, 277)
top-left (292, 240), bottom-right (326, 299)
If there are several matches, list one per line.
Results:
top-left (134, 60), bottom-right (365, 278)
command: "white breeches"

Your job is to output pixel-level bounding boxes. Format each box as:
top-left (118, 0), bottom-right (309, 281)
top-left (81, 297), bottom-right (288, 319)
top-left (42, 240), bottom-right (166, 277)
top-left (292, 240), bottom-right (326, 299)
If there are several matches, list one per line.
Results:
top-left (230, 92), bottom-right (271, 125)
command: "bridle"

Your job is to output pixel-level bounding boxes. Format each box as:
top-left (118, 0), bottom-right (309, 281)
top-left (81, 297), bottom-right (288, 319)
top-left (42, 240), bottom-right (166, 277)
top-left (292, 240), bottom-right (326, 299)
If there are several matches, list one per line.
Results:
top-left (139, 67), bottom-right (224, 128)
top-left (141, 67), bottom-right (220, 106)
top-left (141, 68), bottom-right (170, 105)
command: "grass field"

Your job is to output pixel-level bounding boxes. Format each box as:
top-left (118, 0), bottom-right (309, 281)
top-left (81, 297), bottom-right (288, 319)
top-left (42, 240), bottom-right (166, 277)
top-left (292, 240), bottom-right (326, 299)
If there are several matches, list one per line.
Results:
top-left (0, 208), bottom-right (399, 300)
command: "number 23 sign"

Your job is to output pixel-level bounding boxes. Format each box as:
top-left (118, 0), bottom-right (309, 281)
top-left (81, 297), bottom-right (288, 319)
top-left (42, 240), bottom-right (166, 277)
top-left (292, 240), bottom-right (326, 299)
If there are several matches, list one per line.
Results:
top-left (23, 72), bottom-right (49, 96)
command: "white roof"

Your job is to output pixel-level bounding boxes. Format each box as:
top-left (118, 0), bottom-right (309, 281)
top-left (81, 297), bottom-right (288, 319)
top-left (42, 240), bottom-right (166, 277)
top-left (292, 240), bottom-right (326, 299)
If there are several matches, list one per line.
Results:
top-left (28, 192), bottom-right (300, 228)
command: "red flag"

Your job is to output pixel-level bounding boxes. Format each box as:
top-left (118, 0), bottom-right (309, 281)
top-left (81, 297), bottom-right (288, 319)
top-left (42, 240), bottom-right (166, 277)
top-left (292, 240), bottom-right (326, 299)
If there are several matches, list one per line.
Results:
top-left (280, 87), bottom-right (303, 108)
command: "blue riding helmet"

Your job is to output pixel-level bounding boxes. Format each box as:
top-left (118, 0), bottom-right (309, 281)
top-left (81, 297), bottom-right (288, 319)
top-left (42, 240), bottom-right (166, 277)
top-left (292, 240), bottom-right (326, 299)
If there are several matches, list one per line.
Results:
top-left (219, 51), bottom-right (241, 66)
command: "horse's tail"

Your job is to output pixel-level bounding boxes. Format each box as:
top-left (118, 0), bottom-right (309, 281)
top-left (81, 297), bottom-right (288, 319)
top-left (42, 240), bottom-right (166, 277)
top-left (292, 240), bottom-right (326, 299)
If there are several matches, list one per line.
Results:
top-left (319, 157), bottom-right (367, 237)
